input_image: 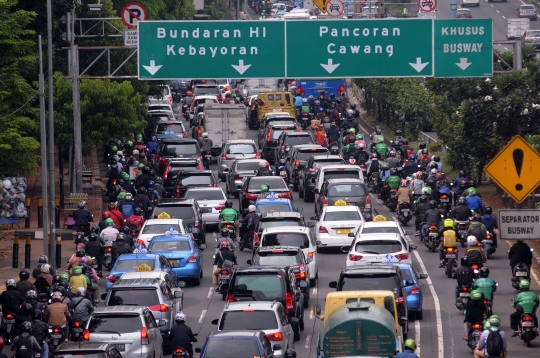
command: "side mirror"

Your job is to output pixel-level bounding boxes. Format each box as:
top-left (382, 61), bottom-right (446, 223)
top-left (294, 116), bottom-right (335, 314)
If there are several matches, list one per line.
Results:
top-left (221, 165), bottom-right (229, 172)
top-left (295, 207), bottom-right (303, 212)
top-left (288, 184), bottom-right (294, 189)
top-left (101, 293), bottom-right (107, 300)
top-left (158, 319), bottom-right (167, 327)
top-left (258, 149), bottom-right (263, 153)
top-left (419, 274), bottom-right (428, 279)
top-left (289, 317), bottom-right (299, 326)
top-left (191, 228), bottom-right (200, 234)
top-left (200, 244), bottom-right (207, 250)
top-left (195, 348), bottom-right (202, 353)
top-left (328, 281), bottom-right (337, 289)
top-left (211, 319), bottom-right (219, 325)
top-left (314, 303), bottom-right (322, 317)
top-left (174, 291), bottom-right (184, 298)
top-left (310, 215), bottom-right (317, 220)
top-left (307, 222), bottom-right (315, 228)
top-left (177, 281), bottom-right (187, 288)
top-left (340, 246), bottom-right (350, 253)
top-left (247, 259), bottom-right (252, 265)
top-left (399, 317), bottom-right (408, 326)
top-left (409, 244), bottom-right (417, 251)
top-left (313, 189), bottom-right (319, 194)
top-left (273, 344), bottom-right (282, 352)
top-left (405, 230), bottom-right (413, 235)
top-left (348, 232), bottom-right (355, 238)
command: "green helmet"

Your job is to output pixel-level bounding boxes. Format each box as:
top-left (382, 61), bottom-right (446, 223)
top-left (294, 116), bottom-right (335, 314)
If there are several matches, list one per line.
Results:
top-left (126, 141), bottom-right (133, 147)
top-left (483, 321), bottom-right (491, 330)
top-left (73, 266), bottom-right (82, 275)
top-left (468, 187), bottom-right (476, 196)
top-left (136, 134), bottom-right (143, 140)
top-left (261, 9), bottom-right (267, 14)
top-left (349, 128), bottom-right (356, 134)
top-left (381, 162), bottom-right (390, 171)
top-left (356, 134), bottom-right (363, 140)
top-left (137, 163), bottom-right (144, 169)
top-left (111, 146), bottom-right (118, 152)
top-left (423, 187), bottom-right (432, 195)
top-left (519, 279), bottom-right (530, 290)
top-left (260, 184), bottom-right (268, 192)
top-left (231, 94), bottom-right (236, 98)
top-left (120, 172), bottom-right (130, 181)
top-left (60, 272), bottom-right (70, 282)
top-left (104, 218), bottom-right (114, 227)
top-left (471, 289), bottom-right (483, 300)
top-left (118, 192), bottom-right (126, 200)
top-left (403, 339), bottom-right (416, 351)
top-left (378, 136), bottom-right (384, 143)
top-left (488, 315), bottom-right (501, 327)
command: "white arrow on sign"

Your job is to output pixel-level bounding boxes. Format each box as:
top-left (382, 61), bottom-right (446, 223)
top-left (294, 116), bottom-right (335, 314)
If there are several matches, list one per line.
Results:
top-left (456, 58), bottom-right (472, 70)
top-left (231, 60), bottom-right (252, 75)
top-left (320, 59), bottom-right (340, 74)
top-left (409, 57), bottom-right (429, 73)
top-left (142, 60), bottom-right (162, 75)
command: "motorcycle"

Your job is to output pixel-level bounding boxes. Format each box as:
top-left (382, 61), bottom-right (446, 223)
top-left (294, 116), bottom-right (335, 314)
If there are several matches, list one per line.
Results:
top-left (512, 262), bottom-right (530, 290)
top-left (359, 163), bottom-right (367, 177)
top-left (483, 231), bottom-right (496, 258)
top-left (277, 165), bottom-right (288, 182)
top-left (300, 112), bottom-right (311, 129)
top-left (397, 202), bottom-right (412, 226)
top-left (330, 143), bottom-right (340, 155)
top-left (221, 221), bottom-right (237, 241)
top-left (466, 322), bottom-right (484, 350)
top-left (455, 221), bottom-right (469, 247)
top-left (470, 263), bottom-right (482, 280)
top-left (2, 312), bottom-right (17, 343)
top-left (442, 247), bottom-right (458, 278)
top-left (74, 230), bottom-right (87, 245)
top-left (424, 225), bottom-right (439, 252)
top-left (514, 311), bottom-right (538, 347)
top-left (217, 265), bottom-right (233, 301)
top-left (203, 150), bottom-right (212, 170)
top-left (456, 284), bottom-right (472, 312)
top-left (439, 193), bottom-right (451, 217)
top-left (71, 319), bottom-right (85, 341)
top-left (484, 298), bottom-right (493, 317)
top-left (103, 245), bottom-right (113, 270)
top-left (172, 347), bottom-right (190, 358)
top-left (49, 326), bottom-right (65, 350)
top-left (369, 172), bottom-right (379, 194)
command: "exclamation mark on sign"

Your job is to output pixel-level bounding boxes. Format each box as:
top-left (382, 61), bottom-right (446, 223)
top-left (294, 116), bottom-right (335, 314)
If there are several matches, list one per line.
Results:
top-left (513, 149), bottom-right (524, 191)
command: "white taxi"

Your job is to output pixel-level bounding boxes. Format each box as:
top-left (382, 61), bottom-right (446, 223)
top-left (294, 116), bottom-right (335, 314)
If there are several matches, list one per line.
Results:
top-left (311, 205), bottom-right (364, 248)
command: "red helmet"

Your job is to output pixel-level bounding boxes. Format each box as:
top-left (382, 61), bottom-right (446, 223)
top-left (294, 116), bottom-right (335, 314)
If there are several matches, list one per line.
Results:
top-left (400, 179), bottom-right (408, 187)
top-left (416, 171), bottom-right (423, 178)
top-left (187, 91), bottom-right (193, 96)
top-left (265, 161), bottom-right (270, 169)
top-left (76, 243), bottom-right (85, 250)
top-left (436, 172), bottom-right (446, 181)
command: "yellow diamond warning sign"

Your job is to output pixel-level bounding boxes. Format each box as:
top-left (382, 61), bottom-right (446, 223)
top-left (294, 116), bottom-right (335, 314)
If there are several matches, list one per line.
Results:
top-left (483, 135), bottom-right (540, 204)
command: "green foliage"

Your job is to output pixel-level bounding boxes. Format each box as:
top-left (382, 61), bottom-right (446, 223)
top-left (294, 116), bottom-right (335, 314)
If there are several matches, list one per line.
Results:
top-left (111, 0), bottom-right (195, 21)
top-left (429, 141), bottom-right (442, 152)
top-left (204, 0), bottom-right (230, 20)
top-left (0, 127), bottom-right (40, 177)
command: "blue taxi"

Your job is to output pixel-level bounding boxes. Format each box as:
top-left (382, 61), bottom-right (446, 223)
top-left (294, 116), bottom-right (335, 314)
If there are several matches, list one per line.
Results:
top-left (254, 197), bottom-right (303, 215)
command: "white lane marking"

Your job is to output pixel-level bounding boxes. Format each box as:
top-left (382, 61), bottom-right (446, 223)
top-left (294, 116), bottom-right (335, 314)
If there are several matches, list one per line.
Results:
top-left (310, 309), bottom-right (314, 320)
top-left (502, 15), bottom-right (506, 19)
top-left (490, 4), bottom-right (494, 7)
top-left (496, 9), bottom-right (500, 13)
top-left (415, 319), bottom-right (421, 357)
top-left (305, 335), bottom-right (312, 349)
top-left (207, 287), bottom-right (213, 298)
top-left (198, 310), bottom-right (207, 323)
top-left (312, 287), bottom-right (317, 295)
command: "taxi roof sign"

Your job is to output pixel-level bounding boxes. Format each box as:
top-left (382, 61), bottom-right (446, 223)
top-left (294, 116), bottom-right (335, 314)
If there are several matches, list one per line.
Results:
top-left (334, 199), bottom-right (347, 206)
top-left (483, 135), bottom-right (540, 204)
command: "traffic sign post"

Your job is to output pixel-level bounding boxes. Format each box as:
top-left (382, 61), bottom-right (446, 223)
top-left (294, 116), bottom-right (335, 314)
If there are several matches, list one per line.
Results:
top-left (138, 21), bottom-right (286, 79)
top-left (484, 135), bottom-right (540, 204)
top-left (434, 19), bottom-right (493, 77)
top-left (122, 2), bottom-right (147, 29)
top-left (418, 0), bottom-right (437, 12)
top-left (285, 19), bottom-right (433, 78)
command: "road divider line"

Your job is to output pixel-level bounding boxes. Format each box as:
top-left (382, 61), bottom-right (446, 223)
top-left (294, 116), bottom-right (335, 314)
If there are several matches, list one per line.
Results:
top-left (207, 287), bottom-right (213, 298)
top-left (310, 309), bottom-right (314, 320)
top-left (199, 310), bottom-right (207, 324)
top-left (312, 287), bottom-right (317, 295)
top-left (305, 335), bottom-right (312, 349)
top-left (415, 319), bottom-right (421, 357)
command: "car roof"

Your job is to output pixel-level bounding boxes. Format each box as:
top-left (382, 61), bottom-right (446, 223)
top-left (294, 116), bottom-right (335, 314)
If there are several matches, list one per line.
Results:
top-left (144, 218), bottom-right (184, 225)
top-left (157, 120), bottom-right (183, 125)
top-left (160, 138), bottom-right (198, 144)
top-left (55, 342), bottom-right (111, 352)
top-left (222, 301), bottom-right (283, 311)
top-left (93, 306), bottom-right (146, 314)
top-left (341, 265), bottom-right (399, 274)
top-left (235, 265), bottom-right (289, 273)
top-left (179, 170), bottom-right (213, 175)
top-left (260, 212), bottom-right (303, 219)
top-left (270, 123), bottom-right (296, 129)
top-left (208, 330), bottom-right (262, 338)
top-left (257, 245), bottom-right (302, 253)
top-left (235, 158), bottom-right (267, 164)
top-left (323, 206), bottom-right (362, 212)
top-left (320, 164), bottom-right (359, 170)
top-left (355, 233), bottom-right (401, 241)
top-left (262, 226), bottom-right (310, 234)
top-left (312, 155), bottom-right (343, 160)
top-left (157, 199), bottom-right (196, 206)
top-left (194, 95), bottom-right (218, 99)
top-left (117, 253), bottom-right (160, 260)
top-left (225, 139), bottom-right (256, 144)
top-left (256, 198), bottom-right (292, 204)
top-left (150, 234), bottom-right (192, 241)
top-left (325, 178), bottom-right (364, 184)
top-left (363, 221), bottom-right (400, 228)
top-left (185, 187), bottom-right (224, 192)
top-left (285, 131), bottom-right (311, 136)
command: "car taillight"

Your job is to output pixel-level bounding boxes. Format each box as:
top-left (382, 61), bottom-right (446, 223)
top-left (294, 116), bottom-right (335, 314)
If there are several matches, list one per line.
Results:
top-left (278, 192), bottom-right (291, 199)
top-left (106, 275), bottom-right (116, 283)
top-left (473, 323), bottom-right (482, 330)
top-left (254, 152), bottom-right (261, 159)
top-left (163, 165), bottom-right (170, 180)
top-left (308, 169), bottom-right (317, 173)
top-left (395, 253), bottom-right (409, 261)
top-left (176, 184), bottom-right (181, 197)
top-left (295, 159), bottom-right (300, 167)
top-left (285, 292), bottom-right (294, 312)
top-left (141, 327), bottom-right (149, 345)
top-left (183, 130), bottom-right (187, 138)
top-left (295, 264), bottom-right (306, 279)
top-left (215, 204), bottom-right (225, 211)
top-left (221, 153), bottom-right (229, 160)
top-left (318, 226), bottom-right (328, 233)
top-left (186, 255), bottom-right (197, 263)
top-left (227, 294), bottom-right (235, 302)
top-left (441, 195), bottom-right (447, 199)
top-left (267, 129), bottom-right (272, 142)
top-left (246, 193), bottom-right (258, 200)
top-left (233, 175), bottom-right (243, 181)
top-left (322, 196), bottom-right (328, 205)
top-left (396, 296), bottom-right (405, 305)
top-left (477, 242), bottom-right (483, 247)
top-left (365, 195), bottom-right (371, 209)
top-left (149, 304), bottom-right (169, 312)
top-left (267, 332), bottom-right (283, 341)
top-left (253, 233), bottom-right (259, 243)
top-left (348, 254), bottom-right (363, 261)
top-left (408, 285), bottom-right (419, 295)
top-left (83, 329), bottom-right (90, 341)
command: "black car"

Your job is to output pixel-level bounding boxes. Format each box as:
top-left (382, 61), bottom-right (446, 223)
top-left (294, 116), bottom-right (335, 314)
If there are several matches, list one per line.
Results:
top-left (315, 178), bottom-right (371, 218)
top-left (226, 266), bottom-right (305, 339)
top-left (151, 199), bottom-right (206, 244)
top-left (248, 246), bottom-right (312, 307)
top-left (175, 170), bottom-right (217, 197)
top-left (286, 145), bottom-right (330, 191)
top-left (260, 124), bottom-right (298, 164)
top-left (162, 159), bottom-right (201, 196)
top-left (239, 176), bottom-right (291, 215)
top-left (274, 131), bottom-right (315, 164)
top-left (258, 115), bottom-right (298, 146)
top-left (299, 155), bottom-right (346, 202)
top-left (157, 138), bottom-right (202, 173)
top-left (254, 212), bottom-right (309, 237)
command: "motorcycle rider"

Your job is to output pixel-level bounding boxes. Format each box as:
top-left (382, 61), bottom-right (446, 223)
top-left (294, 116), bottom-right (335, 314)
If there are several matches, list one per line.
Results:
top-left (508, 240), bottom-right (533, 275)
top-left (381, 168), bottom-right (401, 201)
top-left (34, 264), bottom-right (53, 295)
top-left (393, 129), bottom-right (406, 144)
top-left (452, 170), bottom-right (471, 202)
top-left (126, 207), bottom-right (145, 231)
top-left (385, 150), bottom-right (400, 169)
top-left (24, 291), bottom-right (43, 312)
top-left (466, 187), bottom-right (484, 214)
top-left (213, 241), bottom-right (237, 291)
top-left (10, 321), bottom-right (41, 357)
top-left (369, 126), bottom-right (384, 148)
top-left (342, 128), bottom-right (356, 146)
top-left (69, 287), bottom-right (94, 324)
top-left (215, 228), bottom-right (235, 251)
top-left (257, 161), bottom-right (272, 176)
top-left (100, 218), bottom-right (119, 243)
top-left (117, 192), bottom-right (137, 219)
top-left (467, 213), bottom-right (487, 244)
top-left (111, 233), bottom-right (132, 263)
top-left (218, 200), bottom-right (238, 234)
top-left (475, 315), bottom-right (507, 358)
top-left (453, 196), bottom-right (472, 222)
top-left (473, 267), bottom-right (497, 304)
top-left (258, 184), bottom-right (271, 199)
top-left (356, 143), bottom-right (370, 165)
top-left (73, 200), bottom-right (93, 236)
top-left (465, 236), bottom-right (487, 268)
top-left (276, 158), bottom-right (289, 182)
top-left (30, 310), bottom-right (50, 358)
top-left (327, 123), bottom-right (340, 149)
top-left (396, 179), bottom-right (411, 207)
top-left (239, 205), bottom-right (258, 243)
top-left (464, 290), bottom-right (487, 341)
top-left (68, 266), bottom-right (87, 294)
top-left (410, 171), bottom-right (424, 198)
top-left (32, 255), bottom-right (52, 279)
top-left (438, 218), bottom-right (458, 268)
top-left (314, 124), bottom-right (327, 146)
top-left (481, 206), bottom-right (499, 248)
top-left (134, 187), bottom-right (152, 217)
top-left (400, 140), bottom-right (415, 160)
top-left (169, 312), bottom-right (197, 358)
top-left (420, 200), bottom-right (442, 241)
top-left (85, 233), bottom-right (104, 272)
top-left (16, 270), bottom-right (35, 297)
top-left (0, 279), bottom-right (24, 319)
top-left (199, 132), bottom-right (213, 153)
top-left (455, 257), bottom-right (475, 299)
top-left (45, 291), bottom-right (71, 341)
top-left (343, 143), bottom-right (358, 160)
top-left (510, 279), bottom-right (539, 336)
top-left (374, 136), bottom-right (389, 159)
top-left (414, 195), bottom-right (430, 236)
top-left (395, 339), bottom-right (419, 358)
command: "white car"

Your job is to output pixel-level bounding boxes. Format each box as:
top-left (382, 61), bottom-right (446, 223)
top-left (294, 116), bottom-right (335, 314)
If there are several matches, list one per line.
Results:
top-left (217, 79), bottom-right (233, 94)
top-left (345, 233), bottom-right (416, 266)
top-left (311, 206), bottom-right (364, 248)
top-left (139, 218), bottom-right (189, 246)
top-left (461, 0), bottom-right (479, 6)
top-left (259, 226), bottom-right (319, 285)
top-left (356, 220), bottom-right (413, 239)
top-left (183, 187), bottom-right (227, 226)
top-left (148, 100), bottom-right (176, 119)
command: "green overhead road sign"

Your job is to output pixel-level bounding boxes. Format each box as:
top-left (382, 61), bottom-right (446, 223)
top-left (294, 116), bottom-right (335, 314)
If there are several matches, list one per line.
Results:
top-left (434, 19), bottom-right (493, 77)
top-left (138, 21), bottom-right (286, 79)
top-left (285, 19), bottom-right (433, 78)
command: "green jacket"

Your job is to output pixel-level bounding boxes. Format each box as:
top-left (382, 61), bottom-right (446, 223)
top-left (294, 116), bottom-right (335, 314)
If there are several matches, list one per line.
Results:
top-left (375, 143), bottom-right (388, 157)
top-left (385, 175), bottom-right (401, 189)
top-left (514, 290), bottom-right (540, 313)
top-left (219, 208), bottom-right (238, 222)
top-left (473, 278), bottom-right (496, 300)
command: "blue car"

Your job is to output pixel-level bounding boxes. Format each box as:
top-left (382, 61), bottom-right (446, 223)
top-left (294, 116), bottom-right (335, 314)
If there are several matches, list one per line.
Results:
top-left (397, 263), bottom-right (428, 320)
top-left (148, 234), bottom-right (205, 286)
top-left (255, 197), bottom-right (302, 215)
top-left (105, 253), bottom-right (178, 292)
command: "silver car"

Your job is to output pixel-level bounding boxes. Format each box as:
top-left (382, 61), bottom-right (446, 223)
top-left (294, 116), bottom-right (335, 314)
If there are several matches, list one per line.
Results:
top-left (183, 187), bottom-right (227, 226)
top-left (211, 301), bottom-right (296, 358)
top-left (224, 159), bottom-right (267, 197)
top-left (461, 0), bottom-right (479, 7)
top-left (85, 306), bottom-right (165, 358)
top-left (217, 139), bottom-right (261, 180)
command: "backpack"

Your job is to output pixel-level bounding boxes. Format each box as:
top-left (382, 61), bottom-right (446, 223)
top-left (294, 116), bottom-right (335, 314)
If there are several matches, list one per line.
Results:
top-left (467, 248), bottom-right (483, 265)
top-left (109, 165), bottom-right (120, 180)
top-left (457, 268), bottom-right (473, 286)
top-left (420, 155), bottom-right (431, 169)
top-left (120, 203), bottom-right (134, 219)
top-left (485, 329), bottom-right (503, 357)
top-left (127, 215), bottom-right (144, 230)
top-left (16, 334), bottom-right (33, 358)
top-left (469, 225), bottom-right (484, 242)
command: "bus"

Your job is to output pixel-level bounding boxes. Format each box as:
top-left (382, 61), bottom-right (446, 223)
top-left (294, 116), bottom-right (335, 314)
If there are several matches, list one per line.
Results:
top-left (296, 78), bottom-right (345, 99)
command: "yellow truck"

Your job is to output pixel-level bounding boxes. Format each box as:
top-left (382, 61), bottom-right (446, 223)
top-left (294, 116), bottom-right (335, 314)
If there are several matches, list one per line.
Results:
top-left (248, 91), bottom-right (296, 129)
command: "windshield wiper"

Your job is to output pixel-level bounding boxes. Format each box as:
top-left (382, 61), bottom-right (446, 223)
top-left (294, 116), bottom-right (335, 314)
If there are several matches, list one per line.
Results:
top-left (361, 250), bottom-right (380, 254)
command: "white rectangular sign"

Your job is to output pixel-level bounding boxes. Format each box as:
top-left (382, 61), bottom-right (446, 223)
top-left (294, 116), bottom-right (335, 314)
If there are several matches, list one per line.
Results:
top-left (499, 209), bottom-right (540, 240)
top-left (124, 29), bottom-right (137, 46)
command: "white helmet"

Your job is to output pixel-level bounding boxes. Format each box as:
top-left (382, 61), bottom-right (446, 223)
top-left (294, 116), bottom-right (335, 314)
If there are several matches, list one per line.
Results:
top-left (125, 193), bottom-right (133, 201)
top-left (133, 149), bottom-right (139, 155)
top-left (116, 151), bottom-right (123, 156)
top-left (76, 287), bottom-right (86, 297)
top-left (40, 264), bottom-right (51, 273)
top-left (175, 312), bottom-right (187, 321)
top-left (467, 235), bottom-right (478, 248)
top-left (248, 205), bottom-right (256, 213)
top-left (430, 168), bottom-right (438, 174)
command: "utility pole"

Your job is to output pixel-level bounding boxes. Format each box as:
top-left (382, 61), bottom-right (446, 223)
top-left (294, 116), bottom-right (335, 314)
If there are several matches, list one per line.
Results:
top-left (70, 8), bottom-right (83, 194)
top-left (47, 0), bottom-right (56, 265)
top-left (38, 35), bottom-right (49, 258)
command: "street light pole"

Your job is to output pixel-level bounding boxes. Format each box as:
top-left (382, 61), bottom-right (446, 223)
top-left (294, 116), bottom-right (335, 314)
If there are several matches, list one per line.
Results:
top-left (38, 35), bottom-right (49, 258)
top-left (47, 0), bottom-right (57, 265)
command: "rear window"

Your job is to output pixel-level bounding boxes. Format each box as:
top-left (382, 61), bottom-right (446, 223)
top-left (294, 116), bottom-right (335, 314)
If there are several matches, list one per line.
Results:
top-left (157, 123), bottom-right (184, 134)
top-left (341, 273), bottom-right (400, 293)
top-left (234, 274), bottom-right (283, 299)
top-left (401, 268), bottom-right (415, 286)
top-left (344, 297), bottom-right (396, 316)
top-left (204, 338), bottom-right (260, 358)
top-left (528, 30), bottom-right (540, 37)
top-left (354, 240), bottom-right (403, 254)
top-left (298, 149), bottom-right (328, 161)
top-left (322, 170), bottom-right (361, 181)
top-left (327, 184), bottom-right (366, 197)
top-left (154, 206), bottom-right (195, 220)
top-left (324, 211), bottom-right (361, 221)
top-left (262, 233), bottom-right (310, 249)
top-left (162, 143), bottom-right (200, 157)
top-left (150, 240), bottom-right (191, 251)
top-left (180, 174), bottom-right (214, 186)
top-left (227, 144), bottom-right (256, 154)
top-left (272, 129), bottom-right (295, 140)
top-left (522, 5), bottom-right (534, 9)
top-left (114, 259), bottom-right (155, 271)
top-left (248, 178), bottom-right (287, 190)
top-left (148, 105), bottom-right (171, 112)
top-left (107, 288), bottom-right (159, 307)
top-left (255, 251), bottom-right (302, 266)
top-left (88, 314), bottom-right (143, 334)
top-left (142, 223), bottom-right (181, 234)
top-left (361, 227), bottom-right (400, 235)
top-left (259, 220), bottom-right (301, 230)
top-left (219, 310), bottom-right (278, 330)
top-left (193, 86), bottom-right (220, 95)
top-left (314, 159), bottom-right (345, 165)
top-left (185, 190), bottom-right (225, 201)
top-left (257, 204), bottom-right (292, 213)
top-left (237, 161), bottom-right (262, 171)
top-left (267, 119), bottom-right (296, 127)
top-left (284, 135), bottom-right (313, 146)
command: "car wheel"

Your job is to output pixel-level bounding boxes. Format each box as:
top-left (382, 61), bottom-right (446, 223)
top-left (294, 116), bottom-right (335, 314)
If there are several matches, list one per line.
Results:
top-left (303, 294), bottom-right (310, 309)
top-left (200, 269), bottom-right (203, 278)
top-left (299, 312), bottom-right (305, 331)
top-left (192, 274), bottom-right (201, 286)
top-left (293, 323), bottom-right (301, 341)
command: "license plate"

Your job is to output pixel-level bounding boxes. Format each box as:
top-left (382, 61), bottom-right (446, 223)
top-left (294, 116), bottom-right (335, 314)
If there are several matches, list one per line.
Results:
top-left (460, 293), bottom-right (471, 297)
top-left (336, 229), bottom-right (351, 234)
top-left (441, 199), bottom-right (449, 203)
top-left (429, 233), bottom-right (437, 237)
top-left (446, 254), bottom-right (456, 259)
top-left (169, 259), bottom-right (178, 264)
top-left (201, 208), bottom-right (212, 213)
top-left (516, 272), bottom-right (528, 276)
top-left (483, 240), bottom-right (493, 244)
top-left (112, 344), bottom-right (126, 351)
top-left (522, 322), bottom-right (534, 327)
top-left (220, 276), bottom-right (230, 280)
top-left (403, 211), bottom-right (409, 217)
top-left (5, 320), bottom-right (15, 324)
top-left (73, 328), bottom-right (83, 333)
top-left (273, 109), bottom-right (283, 112)
top-left (473, 332), bottom-right (481, 337)
top-left (51, 334), bottom-right (62, 339)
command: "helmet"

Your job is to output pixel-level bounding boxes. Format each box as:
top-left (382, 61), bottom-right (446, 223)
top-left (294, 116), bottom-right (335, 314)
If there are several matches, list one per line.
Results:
top-left (248, 205), bottom-right (256, 213)
top-left (356, 133), bottom-right (363, 140)
top-left (484, 321), bottom-right (491, 331)
top-left (175, 312), bottom-right (187, 321)
top-left (78, 200), bottom-right (86, 209)
top-left (404, 339), bottom-right (416, 351)
top-left (118, 192), bottom-right (126, 200)
top-left (187, 91), bottom-right (192, 96)
top-left (125, 193), bottom-right (133, 201)
top-left (60, 272), bottom-right (70, 282)
top-left (400, 180), bottom-right (408, 187)
top-left (138, 187), bottom-right (147, 195)
top-left (6, 278), bottom-right (16, 288)
top-left (225, 200), bottom-right (233, 208)
top-left (52, 292), bottom-right (62, 301)
top-left (76, 287), bottom-right (86, 297)
top-left (473, 213), bottom-right (482, 222)
top-left (319, 107), bottom-right (325, 113)
top-left (371, 153), bottom-right (378, 159)
top-left (468, 187), bottom-right (476, 196)
top-left (73, 266), bottom-right (82, 275)
top-left (330, 93), bottom-right (335, 99)
top-left (149, 180), bottom-right (155, 188)
top-left (308, 95), bottom-right (314, 100)
top-left (460, 256), bottom-right (469, 267)
top-left (458, 196), bottom-right (466, 205)
top-left (126, 140), bottom-right (133, 147)
top-left (422, 187), bottom-right (432, 195)
top-left (389, 150), bottom-right (396, 157)
top-left (137, 163), bottom-right (144, 170)
top-left (105, 218), bottom-right (114, 227)
top-left (433, 155), bottom-right (440, 162)
top-left (76, 243), bottom-right (85, 250)
top-left (390, 168), bottom-right (398, 176)
top-left (258, 161), bottom-right (267, 168)
top-left (220, 228), bottom-right (230, 237)
top-left (436, 173), bottom-right (446, 181)
top-left (484, 206), bottom-right (492, 215)
top-left (260, 184), bottom-right (268, 192)
top-left (81, 256), bottom-right (89, 265)
top-left (134, 207), bottom-right (143, 216)
top-left (302, 98), bottom-right (307, 103)
top-left (220, 241), bottom-right (231, 250)
top-left (373, 215), bottom-right (387, 222)
top-left (429, 200), bottom-right (437, 209)
top-left (488, 315), bottom-right (501, 327)
top-left (117, 233), bottom-right (126, 241)
top-left (377, 136), bottom-right (384, 143)
top-left (430, 162), bottom-right (438, 170)
top-left (32, 309), bottom-right (43, 321)
top-left (467, 236), bottom-right (478, 247)
top-left (350, 103), bottom-right (356, 110)
top-left (135, 133), bottom-right (143, 140)
top-left (427, 178), bottom-right (437, 188)
top-left (202, 132), bottom-right (208, 138)
top-left (40, 264), bottom-right (51, 273)
top-left (459, 170), bottom-right (466, 177)
top-left (395, 130), bottom-right (402, 136)
top-left (21, 321), bottom-right (32, 332)
top-left (38, 255), bottom-right (48, 264)
top-left (471, 290), bottom-right (483, 301)
top-left (375, 126), bottom-right (382, 135)
top-left (103, 212), bottom-right (112, 220)
top-left (519, 279), bottom-right (530, 290)
top-left (430, 168), bottom-right (438, 174)
top-left (19, 269), bottom-right (30, 280)
top-left (444, 219), bottom-right (454, 228)
top-left (403, 139), bottom-right (409, 145)
top-left (120, 172), bottom-right (130, 181)
top-left (416, 171), bottom-right (423, 178)
top-left (315, 100), bottom-right (320, 105)
top-left (27, 290), bottom-right (37, 299)
top-left (479, 267), bottom-right (490, 278)
top-left (419, 195), bottom-right (428, 204)
top-left (349, 128), bottom-right (356, 134)
top-left (52, 274), bottom-right (60, 284)
top-left (76, 249), bottom-right (86, 258)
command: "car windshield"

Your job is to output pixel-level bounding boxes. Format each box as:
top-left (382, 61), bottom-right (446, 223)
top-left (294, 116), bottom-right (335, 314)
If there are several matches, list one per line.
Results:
top-left (354, 240), bottom-right (402, 254)
top-left (180, 175), bottom-right (213, 186)
top-left (54, 354), bottom-right (107, 358)
top-left (142, 223), bottom-right (181, 234)
top-left (322, 171), bottom-right (360, 181)
top-left (267, 120), bottom-right (295, 127)
top-left (248, 178), bottom-right (287, 190)
top-left (284, 135), bottom-right (313, 146)
top-left (262, 233), bottom-right (309, 249)
top-left (327, 184), bottom-right (366, 197)
top-left (237, 161), bottom-right (262, 171)
top-left (157, 123), bottom-right (184, 134)
top-left (88, 314), bottom-right (143, 334)
top-left (107, 288), bottom-right (160, 306)
top-left (259, 220), bottom-right (301, 230)
top-left (162, 144), bottom-right (199, 156)
top-left (150, 240), bottom-right (191, 251)
top-left (271, 128), bottom-right (295, 140)
top-left (341, 274), bottom-right (400, 293)
top-left (114, 259), bottom-right (155, 271)
top-left (256, 251), bottom-right (301, 266)
top-left (203, 338), bottom-right (260, 358)
top-left (257, 204), bottom-right (292, 213)
top-left (219, 310), bottom-right (278, 330)
top-left (185, 190), bottom-right (224, 201)
top-left (154, 206), bottom-right (195, 220)
top-left (361, 227), bottom-right (400, 235)
top-left (227, 144), bottom-right (256, 154)
top-left (234, 275), bottom-right (283, 299)
top-left (148, 105), bottom-right (171, 112)
top-left (324, 211), bottom-right (361, 221)
top-left (298, 150), bottom-right (327, 161)
top-left (401, 268), bottom-right (415, 286)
